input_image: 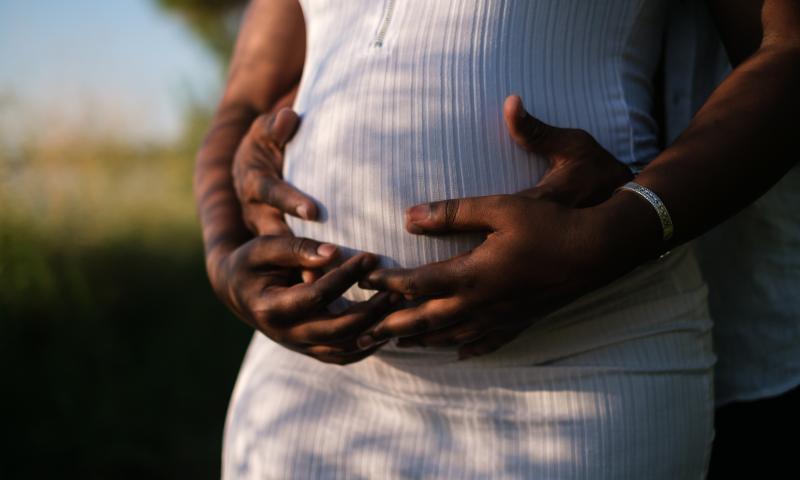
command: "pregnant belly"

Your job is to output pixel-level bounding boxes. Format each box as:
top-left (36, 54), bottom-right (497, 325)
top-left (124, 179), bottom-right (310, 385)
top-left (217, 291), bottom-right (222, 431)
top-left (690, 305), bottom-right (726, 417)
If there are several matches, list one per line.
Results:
top-left (283, 79), bottom-right (549, 302)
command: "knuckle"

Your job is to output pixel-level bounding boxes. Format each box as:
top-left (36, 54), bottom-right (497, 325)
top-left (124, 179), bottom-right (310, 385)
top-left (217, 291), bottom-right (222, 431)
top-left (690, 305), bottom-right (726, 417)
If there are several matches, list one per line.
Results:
top-left (263, 180), bottom-right (282, 207)
top-left (402, 275), bottom-right (419, 296)
top-left (242, 210), bottom-right (258, 234)
top-left (242, 173), bottom-right (263, 202)
top-left (485, 194), bottom-right (514, 215)
top-left (292, 237), bottom-right (314, 258)
top-left (443, 199), bottom-right (460, 228)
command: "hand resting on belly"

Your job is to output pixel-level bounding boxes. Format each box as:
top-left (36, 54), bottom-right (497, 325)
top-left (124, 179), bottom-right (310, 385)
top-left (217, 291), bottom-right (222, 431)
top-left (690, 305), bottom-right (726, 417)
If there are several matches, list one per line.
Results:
top-left (231, 94), bottom-right (634, 362)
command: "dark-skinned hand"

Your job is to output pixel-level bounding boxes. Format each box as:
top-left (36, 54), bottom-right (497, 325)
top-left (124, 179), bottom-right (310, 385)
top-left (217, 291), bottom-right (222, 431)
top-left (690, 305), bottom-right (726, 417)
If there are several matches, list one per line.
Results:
top-left (354, 95), bottom-right (634, 359)
top-left (217, 95), bottom-right (397, 365)
top-left (216, 237), bottom-right (397, 365)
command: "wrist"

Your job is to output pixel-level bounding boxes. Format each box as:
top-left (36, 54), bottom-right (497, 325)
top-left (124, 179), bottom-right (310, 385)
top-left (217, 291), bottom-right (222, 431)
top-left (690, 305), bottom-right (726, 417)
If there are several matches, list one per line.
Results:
top-left (204, 241), bottom-right (239, 296)
top-left (582, 189), bottom-right (668, 278)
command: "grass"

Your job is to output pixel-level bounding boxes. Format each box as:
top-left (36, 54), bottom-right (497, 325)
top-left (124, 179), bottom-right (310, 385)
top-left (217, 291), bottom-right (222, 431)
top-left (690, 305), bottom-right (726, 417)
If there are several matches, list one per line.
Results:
top-left (0, 110), bottom-right (252, 478)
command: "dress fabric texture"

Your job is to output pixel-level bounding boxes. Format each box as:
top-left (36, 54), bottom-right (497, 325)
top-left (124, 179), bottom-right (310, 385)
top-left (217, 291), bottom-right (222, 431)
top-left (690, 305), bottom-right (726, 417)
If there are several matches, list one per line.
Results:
top-left (697, 166), bottom-right (800, 406)
top-left (222, 1), bottom-right (717, 478)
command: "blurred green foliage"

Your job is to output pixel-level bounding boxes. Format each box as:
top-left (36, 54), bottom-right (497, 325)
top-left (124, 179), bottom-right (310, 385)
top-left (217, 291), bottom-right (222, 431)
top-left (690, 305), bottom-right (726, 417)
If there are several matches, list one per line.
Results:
top-left (0, 1), bottom-right (274, 476)
top-left (154, 0), bottom-right (248, 62)
top-left (0, 68), bottom-right (250, 480)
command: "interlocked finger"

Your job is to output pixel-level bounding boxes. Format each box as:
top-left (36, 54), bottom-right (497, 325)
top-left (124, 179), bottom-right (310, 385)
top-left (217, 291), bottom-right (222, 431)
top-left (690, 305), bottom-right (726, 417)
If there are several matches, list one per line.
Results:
top-left (268, 253), bottom-right (378, 323)
top-left (362, 256), bottom-right (471, 298)
top-left (288, 292), bottom-right (397, 344)
top-left (358, 297), bottom-right (467, 348)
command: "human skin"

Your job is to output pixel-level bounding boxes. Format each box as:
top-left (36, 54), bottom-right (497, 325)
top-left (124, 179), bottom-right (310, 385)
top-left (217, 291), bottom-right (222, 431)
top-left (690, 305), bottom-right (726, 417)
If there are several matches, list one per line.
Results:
top-left (235, 94), bottom-right (637, 357)
top-left (194, 0), bottom-right (398, 365)
top-left (197, 0), bottom-right (634, 365)
top-left (198, 0), bottom-right (799, 362)
top-left (355, 0), bottom-right (800, 358)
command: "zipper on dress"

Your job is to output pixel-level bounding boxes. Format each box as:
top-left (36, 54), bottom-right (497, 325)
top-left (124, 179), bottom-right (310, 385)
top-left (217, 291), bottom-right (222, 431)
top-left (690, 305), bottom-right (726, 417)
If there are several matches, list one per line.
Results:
top-left (371, 0), bottom-right (396, 48)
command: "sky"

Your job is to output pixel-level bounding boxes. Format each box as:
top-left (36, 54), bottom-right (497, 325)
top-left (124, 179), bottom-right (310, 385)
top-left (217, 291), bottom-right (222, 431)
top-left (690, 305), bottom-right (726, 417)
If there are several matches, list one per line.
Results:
top-left (0, 0), bottom-right (221, 144)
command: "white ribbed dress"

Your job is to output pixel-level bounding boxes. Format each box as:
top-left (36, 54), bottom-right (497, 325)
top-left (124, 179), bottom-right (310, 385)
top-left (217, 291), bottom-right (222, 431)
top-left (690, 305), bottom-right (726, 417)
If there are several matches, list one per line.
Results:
top-left (223, 1), bottom-right (716, 478)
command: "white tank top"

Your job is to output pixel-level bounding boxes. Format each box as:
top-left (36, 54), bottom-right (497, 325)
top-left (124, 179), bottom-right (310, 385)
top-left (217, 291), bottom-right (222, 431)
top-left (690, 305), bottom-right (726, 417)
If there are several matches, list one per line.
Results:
top-left (284, 0), bottom-right (669, 303)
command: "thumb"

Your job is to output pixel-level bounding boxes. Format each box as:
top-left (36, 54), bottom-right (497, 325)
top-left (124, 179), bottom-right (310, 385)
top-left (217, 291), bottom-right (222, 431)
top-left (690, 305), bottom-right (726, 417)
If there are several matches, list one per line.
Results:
top-left (254, 108), bottom-right (301, 150)
top-left (503, 94), bottom-right (564, 156)
top-left (268, 107), bottom-right (301, 149)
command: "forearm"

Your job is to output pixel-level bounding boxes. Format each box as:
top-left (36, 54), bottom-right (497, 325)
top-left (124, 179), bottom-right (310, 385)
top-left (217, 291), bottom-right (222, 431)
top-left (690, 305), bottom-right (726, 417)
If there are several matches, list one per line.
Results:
top-left (194, 0), bottom-right (305, 282)
top-left (195, 104), bottom-right (257, 284)
top-left (595, 4), bottom-right (800, 267)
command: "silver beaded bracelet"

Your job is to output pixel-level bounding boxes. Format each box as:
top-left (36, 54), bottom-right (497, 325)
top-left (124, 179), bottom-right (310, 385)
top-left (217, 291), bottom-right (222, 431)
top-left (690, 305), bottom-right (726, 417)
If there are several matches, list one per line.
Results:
top-left (615, 181), bottom-right (674, 242)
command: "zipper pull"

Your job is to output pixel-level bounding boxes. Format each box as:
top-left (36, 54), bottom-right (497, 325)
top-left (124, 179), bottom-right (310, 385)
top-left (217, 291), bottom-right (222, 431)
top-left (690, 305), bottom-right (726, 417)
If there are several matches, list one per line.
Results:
top-left (371, 0), bottom-right (396, 48)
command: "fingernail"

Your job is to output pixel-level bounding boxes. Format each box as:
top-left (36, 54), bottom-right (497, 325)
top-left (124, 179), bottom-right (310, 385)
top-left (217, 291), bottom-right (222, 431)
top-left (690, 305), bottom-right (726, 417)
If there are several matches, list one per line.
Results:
top-left (406, 204), bottom-right (431, 223)
top-left (516, 98), bottom-right (526, 119)
top-left (357, 335), bottom-right (376, 350)
top-left (297, 204), bottom-right (310, 219)
top-left (316, 243), bottom-right (337, 258)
